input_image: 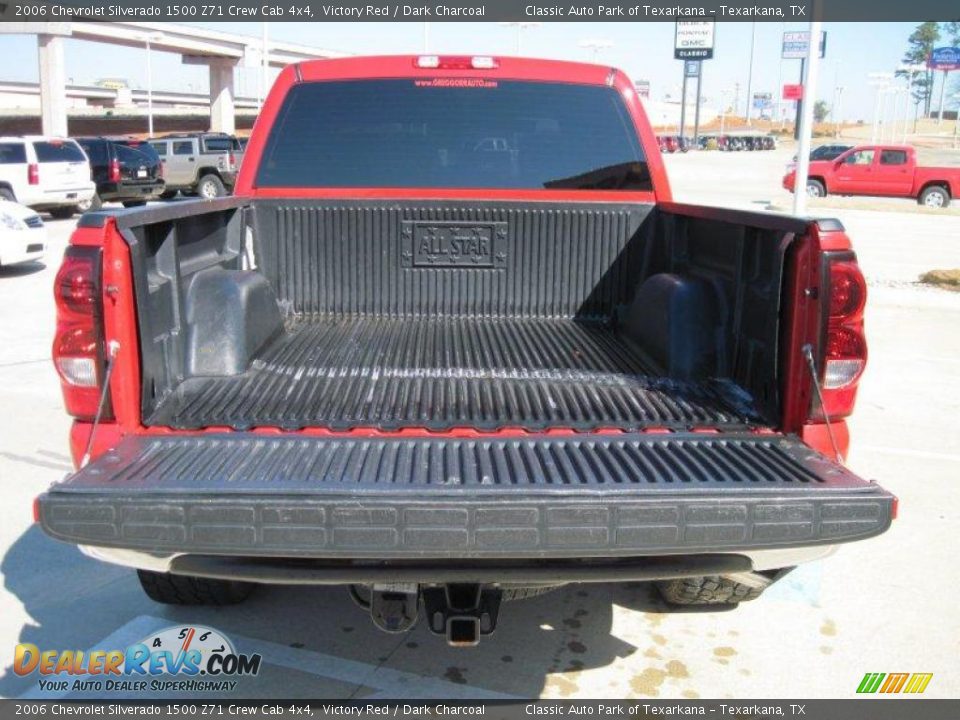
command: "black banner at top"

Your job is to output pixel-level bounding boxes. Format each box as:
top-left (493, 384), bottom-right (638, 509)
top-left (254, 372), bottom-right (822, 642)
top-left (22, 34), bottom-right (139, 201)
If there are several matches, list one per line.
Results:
top-left (0, 0), bottom-right (957, 23)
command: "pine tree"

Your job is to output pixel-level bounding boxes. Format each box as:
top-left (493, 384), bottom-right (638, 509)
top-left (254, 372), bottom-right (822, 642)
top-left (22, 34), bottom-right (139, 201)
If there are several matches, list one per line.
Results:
top-left (896, 22), bottom-right (940, 117)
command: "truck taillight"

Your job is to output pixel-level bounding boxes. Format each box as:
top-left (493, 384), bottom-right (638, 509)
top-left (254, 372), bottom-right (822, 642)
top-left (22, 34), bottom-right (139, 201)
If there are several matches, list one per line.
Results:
top-left (28, 163), bottom-right (39, 185)
top-left (229, 151), bottom-right (236, 169)
top-left (52, 246), bottom-right (110, 421)
top-left (812, 253), bottom-right (867, 421)
top-left (108, 159), bottom-right (121, 183)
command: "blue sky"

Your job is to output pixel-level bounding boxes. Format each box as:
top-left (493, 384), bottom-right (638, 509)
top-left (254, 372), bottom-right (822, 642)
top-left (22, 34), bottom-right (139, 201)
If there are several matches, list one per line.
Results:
top-left (1, 22), bottom-right (955, 119)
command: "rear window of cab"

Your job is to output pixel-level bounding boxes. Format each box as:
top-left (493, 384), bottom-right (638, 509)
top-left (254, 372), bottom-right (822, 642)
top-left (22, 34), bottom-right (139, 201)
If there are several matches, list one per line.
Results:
top-left (255, 79), bottom-right (651, 191)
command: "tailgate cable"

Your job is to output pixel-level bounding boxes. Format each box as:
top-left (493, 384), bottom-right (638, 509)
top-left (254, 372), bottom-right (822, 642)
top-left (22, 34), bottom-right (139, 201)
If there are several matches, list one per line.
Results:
top-left (80, 340), bottom-right (120, 468)
top-left (802, 343), bottom-right (843, 463)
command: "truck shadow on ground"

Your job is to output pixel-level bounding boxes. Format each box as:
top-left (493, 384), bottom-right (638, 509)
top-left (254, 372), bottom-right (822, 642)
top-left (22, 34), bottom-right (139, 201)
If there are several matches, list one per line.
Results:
top-left (1, 526), bottom-right (725, 699)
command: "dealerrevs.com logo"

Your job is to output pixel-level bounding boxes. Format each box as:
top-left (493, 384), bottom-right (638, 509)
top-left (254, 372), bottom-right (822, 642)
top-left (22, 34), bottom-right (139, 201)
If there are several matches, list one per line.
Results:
top-left (856, 672), bottom-right (934, 694)
top-left (14, 625), bottom-right (261, 693)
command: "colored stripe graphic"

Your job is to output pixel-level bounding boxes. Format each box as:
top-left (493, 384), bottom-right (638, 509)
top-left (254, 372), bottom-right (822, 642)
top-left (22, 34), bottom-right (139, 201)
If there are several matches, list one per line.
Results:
top-left (904, 673), bottom-right (933, 694)
top-left (880, 673), bottom-right (909, 693)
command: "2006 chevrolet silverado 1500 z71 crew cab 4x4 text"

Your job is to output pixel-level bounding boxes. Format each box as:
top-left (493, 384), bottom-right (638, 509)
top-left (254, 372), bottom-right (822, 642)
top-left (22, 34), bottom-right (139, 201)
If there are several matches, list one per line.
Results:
top-left (40, 56), bottom-right (893, 645)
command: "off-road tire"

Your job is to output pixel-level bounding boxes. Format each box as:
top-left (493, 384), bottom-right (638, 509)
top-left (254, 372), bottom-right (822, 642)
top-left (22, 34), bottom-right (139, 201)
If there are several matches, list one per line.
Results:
top-left (196, 174), bottom-right (226, 199)
top-left (137, 570), bottom-right (254, 606)
top-left (656, 575), bottom-right (770, 606)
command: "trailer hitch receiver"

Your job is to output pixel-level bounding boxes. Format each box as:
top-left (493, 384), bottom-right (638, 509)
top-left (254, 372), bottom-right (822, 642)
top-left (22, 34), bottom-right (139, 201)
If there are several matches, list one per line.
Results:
top-left (422, 584), bottom-right (502, 647)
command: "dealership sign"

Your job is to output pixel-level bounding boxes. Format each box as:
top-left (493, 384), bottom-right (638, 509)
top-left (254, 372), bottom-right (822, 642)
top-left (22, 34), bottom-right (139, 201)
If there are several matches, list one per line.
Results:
top-left (782, 84), bottom-right (803, 100)
top-left (928, 47), bottom-right (960, 70)
top-left (675, 21), bottom-right (715, 60)
top-left (782, 31), bottom-right (827, 59)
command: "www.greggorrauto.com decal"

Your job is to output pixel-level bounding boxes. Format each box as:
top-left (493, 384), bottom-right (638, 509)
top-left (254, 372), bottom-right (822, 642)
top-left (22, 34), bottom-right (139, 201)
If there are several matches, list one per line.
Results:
top-left (14, 625), bottom-right (261, 693)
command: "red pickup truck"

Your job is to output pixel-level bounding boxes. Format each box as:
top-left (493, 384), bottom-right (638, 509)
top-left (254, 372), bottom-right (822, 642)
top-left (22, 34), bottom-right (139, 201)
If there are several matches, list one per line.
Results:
top-left (784, 144), bottom-right (960, 208)
top-left (40, 56), bottom-right (892, 644)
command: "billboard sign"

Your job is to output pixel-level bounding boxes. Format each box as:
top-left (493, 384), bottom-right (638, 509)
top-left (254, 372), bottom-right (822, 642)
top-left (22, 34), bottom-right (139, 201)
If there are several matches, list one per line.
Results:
top-left (675, 21), bottom-right (715, 60)
top-left (928, 47), bottom-right (960, 70)
top-left (635, 79), bottom-right (651, 99)
top-left (782, 31), bottom-right (827, 59)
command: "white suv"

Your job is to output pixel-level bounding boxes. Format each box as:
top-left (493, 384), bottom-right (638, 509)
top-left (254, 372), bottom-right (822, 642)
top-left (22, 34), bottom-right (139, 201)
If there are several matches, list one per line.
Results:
top-left (0, 136), bottom-right (96, 219)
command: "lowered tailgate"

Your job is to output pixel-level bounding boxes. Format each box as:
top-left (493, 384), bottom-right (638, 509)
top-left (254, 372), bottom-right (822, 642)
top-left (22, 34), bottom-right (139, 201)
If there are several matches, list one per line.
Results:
top-left (38, 432), bottom-right (893, 558)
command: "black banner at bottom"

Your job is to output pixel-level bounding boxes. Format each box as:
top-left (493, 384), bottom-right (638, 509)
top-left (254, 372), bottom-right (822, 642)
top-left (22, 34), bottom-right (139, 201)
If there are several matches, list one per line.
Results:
top-left (1, 701), bottom-right (959, 720)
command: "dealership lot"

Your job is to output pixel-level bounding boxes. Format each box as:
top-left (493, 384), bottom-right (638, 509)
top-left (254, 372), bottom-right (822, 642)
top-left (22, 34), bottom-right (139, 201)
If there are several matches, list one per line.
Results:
top-left (0, 147), bottom-right (957, 700)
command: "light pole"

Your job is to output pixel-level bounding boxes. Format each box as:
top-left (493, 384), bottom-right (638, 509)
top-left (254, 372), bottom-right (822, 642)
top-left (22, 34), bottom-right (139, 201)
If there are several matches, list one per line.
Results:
top-left (745, 22), bottom-right (756, 125)
top-left (260, 22), bottom-right (269, 110)
top-left (834, 86), bottom-right (844, 138)
top-left (867, 72), bottom-right (892, 143)
top-left (898, 63), bottom-right (925, 137)
top-left (143, 32), bottom-right (164, 137)
top-left (578, 38), bottom-right (614, 61)
top-left (792, 19), bottom-right (822, 217)
top-left (498, 22), bottom-right (541, 55)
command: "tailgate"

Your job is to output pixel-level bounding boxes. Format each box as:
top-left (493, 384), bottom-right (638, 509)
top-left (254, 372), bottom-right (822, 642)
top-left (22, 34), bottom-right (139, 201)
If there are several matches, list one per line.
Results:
top-left (38, 432), bottom-right (893, 558)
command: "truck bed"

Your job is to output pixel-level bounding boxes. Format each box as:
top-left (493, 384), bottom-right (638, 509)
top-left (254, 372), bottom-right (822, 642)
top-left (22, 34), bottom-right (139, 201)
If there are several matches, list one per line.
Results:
top-left (147, 315), bottom-right (759, 431)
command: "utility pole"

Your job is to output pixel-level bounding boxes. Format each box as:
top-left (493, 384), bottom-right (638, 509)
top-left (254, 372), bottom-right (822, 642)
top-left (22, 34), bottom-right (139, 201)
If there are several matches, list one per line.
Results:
top-left (834, 86), bottom-right (844, 138)
top-left (793, 57), bottom-right (805, 140)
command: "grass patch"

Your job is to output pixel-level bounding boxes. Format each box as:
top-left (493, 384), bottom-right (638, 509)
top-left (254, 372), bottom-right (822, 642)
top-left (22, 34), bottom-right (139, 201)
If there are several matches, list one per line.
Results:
top-left (919, 269), bottom-right (960, 290)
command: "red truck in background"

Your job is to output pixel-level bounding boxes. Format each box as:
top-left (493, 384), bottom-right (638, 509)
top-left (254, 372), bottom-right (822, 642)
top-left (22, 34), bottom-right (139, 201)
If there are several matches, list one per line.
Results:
top-left (784, 144), bottom-right (960, 208)
top-left (39, 56), bottom-right (893, 645)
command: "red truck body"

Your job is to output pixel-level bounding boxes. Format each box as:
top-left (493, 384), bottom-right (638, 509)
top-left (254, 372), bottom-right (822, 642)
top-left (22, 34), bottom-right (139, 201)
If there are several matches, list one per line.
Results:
top-left (40, 56), bottom-right (893, 636)
top-left (784, 144), bottom-right (960, 207)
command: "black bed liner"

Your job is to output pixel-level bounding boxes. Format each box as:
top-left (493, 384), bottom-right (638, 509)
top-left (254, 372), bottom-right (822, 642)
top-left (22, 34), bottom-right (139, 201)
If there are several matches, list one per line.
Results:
top-left (39, 432), bottom-right (893, 559)
top-left (147, 316), bottom-right (761, 432)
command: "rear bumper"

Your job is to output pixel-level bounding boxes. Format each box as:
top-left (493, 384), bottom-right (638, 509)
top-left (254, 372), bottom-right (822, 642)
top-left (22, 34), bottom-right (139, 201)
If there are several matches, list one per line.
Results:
top-left (28, 183), bottom-right (96, 209)
top-left (99, 181), bottom-right (165, 202)
top-left (38, 433), bottom-right (894, 562)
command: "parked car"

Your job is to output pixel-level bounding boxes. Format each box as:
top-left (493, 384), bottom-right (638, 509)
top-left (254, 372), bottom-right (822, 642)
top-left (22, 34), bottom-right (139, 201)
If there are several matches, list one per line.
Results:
top-left (74, 137), bottom-right (165, 210)
top-left (0, 136), bottom-right (96, 218)
top-left (148, 132), bottom-right (241, 199)
top-left (0, 198), bottom-right (46, 267)
top-left (784, 144), bottom-right (960, 207)
top-left (789, 144), bottom-right (853, 167)
top-left (40, 56), bottom-right (892, 644)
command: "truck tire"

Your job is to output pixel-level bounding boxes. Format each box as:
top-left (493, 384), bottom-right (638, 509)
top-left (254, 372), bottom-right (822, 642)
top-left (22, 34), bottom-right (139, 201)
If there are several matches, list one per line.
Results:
top-left (197, 174), bottom-right (226, 199)
top-left (0, 187), bottom-right (15, 202)
top-left (137, 570), bottom-right (254, 606)
top-left (48, 206), bottom-right (76, 220)
top-left (919, 185), bottom-right (950, 208)
top-left (806, 179), bottom-right (826, 198)
top-left (656, 573), bottom-right (777, 606)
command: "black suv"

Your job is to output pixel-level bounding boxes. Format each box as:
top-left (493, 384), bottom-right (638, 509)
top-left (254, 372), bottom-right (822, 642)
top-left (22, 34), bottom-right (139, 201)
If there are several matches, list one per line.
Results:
top-left (74, 137), bottom-right (165, 209)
